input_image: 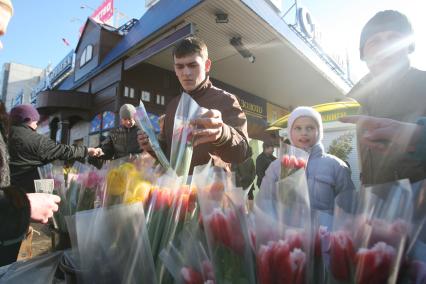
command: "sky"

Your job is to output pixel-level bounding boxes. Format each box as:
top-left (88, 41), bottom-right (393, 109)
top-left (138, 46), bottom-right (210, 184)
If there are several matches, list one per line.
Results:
top-left (1, 0), bottom-right (426, 82)
top-left (0, 0), bottom-right (146, 70)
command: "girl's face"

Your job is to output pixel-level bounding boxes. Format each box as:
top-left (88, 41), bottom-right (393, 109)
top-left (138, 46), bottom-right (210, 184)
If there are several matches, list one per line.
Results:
top-left (291, 116), bottom-right (319, 150)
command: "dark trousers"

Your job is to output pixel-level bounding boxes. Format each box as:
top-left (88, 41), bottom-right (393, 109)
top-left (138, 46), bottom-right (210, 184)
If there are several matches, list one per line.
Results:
top-left (0, 242), bottom-right (21, 267)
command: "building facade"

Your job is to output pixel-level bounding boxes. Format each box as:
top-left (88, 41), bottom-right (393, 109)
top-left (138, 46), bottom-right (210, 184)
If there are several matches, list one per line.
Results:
top-left (31, 0), bottom-right (353, 154)
top-left (0, 62), bottom-right (43, 111)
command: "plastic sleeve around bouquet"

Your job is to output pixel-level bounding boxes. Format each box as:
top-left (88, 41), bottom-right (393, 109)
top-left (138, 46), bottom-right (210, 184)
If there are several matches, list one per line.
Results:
top-left (159, 221), bottom-right (214, 284)
top-left (144, 172), bottom-right (198, 283)
top-left (0, 252), bottom-right (62, 284)
top-left (102, 157), bottom-right (154, 207)
top-left (193, 161), bottom-right (257, 284)
top-left (37, 162), bottom-right (68, 231)
top-left (75, 203), bottom-right (157, 284)
top-left (170, 92), bottom-right (205, 179)
top-left (254, 168), bottom-right (312, 284)
top-left (320, 179), bottom-right (413, 284)
top-left (134, 103), bottom-right (170, 170)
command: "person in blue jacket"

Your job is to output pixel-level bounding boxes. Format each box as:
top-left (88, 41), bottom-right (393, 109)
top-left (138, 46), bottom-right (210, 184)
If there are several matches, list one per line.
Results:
top-left (261, 107), bottom-right (355, 215)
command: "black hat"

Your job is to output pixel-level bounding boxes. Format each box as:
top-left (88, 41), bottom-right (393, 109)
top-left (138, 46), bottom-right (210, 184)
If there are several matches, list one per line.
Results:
top-left (359, 10), bottom-right (414, 60)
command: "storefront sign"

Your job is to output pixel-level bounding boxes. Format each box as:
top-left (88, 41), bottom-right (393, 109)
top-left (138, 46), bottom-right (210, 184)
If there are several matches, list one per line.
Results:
top-left (48, 50), bottom-right (74, 86)
top-left (266, 102), bottom-right (289, 123)
top-left (297, 7), bottom-right (348, 75)
top-left (321, 109), bottom-right (358, 123)
top-left (92, 0), bottom-right (114, 24)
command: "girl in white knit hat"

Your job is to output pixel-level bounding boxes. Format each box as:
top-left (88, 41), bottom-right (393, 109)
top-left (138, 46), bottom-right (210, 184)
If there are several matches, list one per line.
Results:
top-left (260, 106), bottom-right (355, 214)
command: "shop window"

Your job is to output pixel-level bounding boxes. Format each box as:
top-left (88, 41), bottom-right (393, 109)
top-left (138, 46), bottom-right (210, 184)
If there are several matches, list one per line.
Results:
top-left (90, 114), bottom-right (102, 133)
top-left (102, 111), bottom-right (115, 130)
top-left (80, 44), bottom-right (93, 67)
top-left (156, 94), bottom-right (165, 106)
top-left (141, 91), bottom-right (151, 102)
top-left (124, 86), bottom-right (135, 98)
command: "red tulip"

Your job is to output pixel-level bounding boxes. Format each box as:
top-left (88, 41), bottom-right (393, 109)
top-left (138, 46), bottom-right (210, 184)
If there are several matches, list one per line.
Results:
top-left (257, 239), bottom-right (306, 284)
top-left (297, 158), bottom-right (307, 169)
top-left (281, 155), bottom-right (291, 168)
top-left (290, 155), bottom-right (298, 168)
top-left (257, 244), bottom-right (274, 284)
top-left (286, 230), bottom-right (305, 252)
top-left (205, 208), bottom-right (245, 254)
top-left (355, 242), bottom-right (396, 284)
top-left (314, 226), bottom-right (328, 258)
top-left (181, 266), bottom-right (203, 284)
top-left (329, 230), bottom-right (355, 282)
top-left (152, 188), bottom-right (172, 211)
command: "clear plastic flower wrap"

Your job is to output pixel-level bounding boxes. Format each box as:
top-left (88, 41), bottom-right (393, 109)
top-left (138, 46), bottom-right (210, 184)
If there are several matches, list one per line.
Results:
top-left (319, 179), bottom-right (413, 284)
top-left (75, 203), bottom-right (156, 284)
top-left (193, 161), bottom-right (256, 284)
top-left (254, 168), bottom-right (312, 284)
top-left (134, 102), bottom-right (170, 170)
top-left (159, 220), bottom-right (214, 284)
top-left (170, 92), bottom-right (205, 179)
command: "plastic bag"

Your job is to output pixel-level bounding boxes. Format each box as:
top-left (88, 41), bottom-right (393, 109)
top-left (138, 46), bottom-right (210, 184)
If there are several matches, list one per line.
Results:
top-left (75, 203), bottom-right (157, 284)
top-left (134, 102), bottom-right (170, 170)
top-left (194, 161), bottom-right (256, 284)
top-left (170, 92), bottom-right (205, 179)
top-left (0, 251), bottom-right (62, 284)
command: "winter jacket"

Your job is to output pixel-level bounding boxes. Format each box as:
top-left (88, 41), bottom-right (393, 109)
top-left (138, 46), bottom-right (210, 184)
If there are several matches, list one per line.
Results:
top-left (256, 152), bottom-right (276, 188)
top-left (260, 143), bottom-right (355, 215)
top-left (0, 126), bottom-right (31, 266)
top-left (160, 78), bottom-right (249, 173)
top-left (348, 67), bottom-right (426, 184)
top-left (9, 124), bottom-right (88, 193)
top-left (414, 117), bottom-right (426, 161)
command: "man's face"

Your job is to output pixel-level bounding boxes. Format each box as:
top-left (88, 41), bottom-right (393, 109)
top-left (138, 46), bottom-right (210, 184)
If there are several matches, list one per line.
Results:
top-left (0, 4), bottom-right (12, 49)
top-left (174, 53), bottom-right (211, 92)
top-left (363, 31), bottom-right (410, 75)
top-left (264, 146), bottom-right (274, 156)
top-left (121, 118), bottom-right (135, 129)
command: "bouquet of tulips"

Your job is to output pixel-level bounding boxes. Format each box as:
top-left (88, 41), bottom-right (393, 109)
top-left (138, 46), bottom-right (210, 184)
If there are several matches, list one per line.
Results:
top-left (318, 179), bottom-right (413, 284)
top-left (194, 161), bottom-right (257, 284)
top-left (74, 203), bottom-right (157, 284)
top-left (254, 168), bottom-right (312, 284)
top-left (160, 221), bottom-right (214, 284)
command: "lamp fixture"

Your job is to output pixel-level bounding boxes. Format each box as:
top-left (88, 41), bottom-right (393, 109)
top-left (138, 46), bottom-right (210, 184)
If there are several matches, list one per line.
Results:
top-left (215, 13), bottom-right (229, 24)
top-left (230, 37), bottom-right (255, 63)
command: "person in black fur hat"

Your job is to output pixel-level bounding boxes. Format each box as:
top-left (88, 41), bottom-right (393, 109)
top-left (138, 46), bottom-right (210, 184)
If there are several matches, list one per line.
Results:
top-left (347, 10), bottom-right (426, 185)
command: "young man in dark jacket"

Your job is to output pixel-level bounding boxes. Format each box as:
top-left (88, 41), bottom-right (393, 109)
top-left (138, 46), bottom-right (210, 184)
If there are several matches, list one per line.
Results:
top-left (0, 1), bottom-right (60, 266)
top-left (138, 37), bottom-right (249, 173)
top-left (347, 10), bottom-right (426, 185)
top-left (9, 104), bottom-right (103, 193)
top-left (256, 141), bottom-right (276, 188)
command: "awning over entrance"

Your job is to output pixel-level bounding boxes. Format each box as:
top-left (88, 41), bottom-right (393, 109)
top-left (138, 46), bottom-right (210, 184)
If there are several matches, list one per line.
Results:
top-left (135, 0), bottom-right (350, 110)
top-left (36, 90), bottom-right (93, 119)
top-left (267, 101), bottom-right (361, 130)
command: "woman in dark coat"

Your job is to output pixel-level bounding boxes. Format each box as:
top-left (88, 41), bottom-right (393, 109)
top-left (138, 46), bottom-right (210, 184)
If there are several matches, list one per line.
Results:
top-left (8, 104), bottom-right (102, 193)
top-left (0, 101), bottom-right (61, 266)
